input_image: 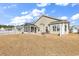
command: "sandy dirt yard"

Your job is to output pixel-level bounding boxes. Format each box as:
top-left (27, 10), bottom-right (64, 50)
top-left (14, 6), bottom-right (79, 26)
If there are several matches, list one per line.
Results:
top-left (0, 33), bottom-right (79, 56)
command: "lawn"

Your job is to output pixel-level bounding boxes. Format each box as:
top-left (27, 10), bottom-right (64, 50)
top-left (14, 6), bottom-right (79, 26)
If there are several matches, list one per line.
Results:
top-left (0, 33), bottom-right (79, 56)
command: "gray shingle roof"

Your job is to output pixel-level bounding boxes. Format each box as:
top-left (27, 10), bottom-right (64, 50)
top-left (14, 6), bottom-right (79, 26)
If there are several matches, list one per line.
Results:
top-left (33, 15), bottom-right (62, 24)
top-left (49, 20), bottom-right (69, 24)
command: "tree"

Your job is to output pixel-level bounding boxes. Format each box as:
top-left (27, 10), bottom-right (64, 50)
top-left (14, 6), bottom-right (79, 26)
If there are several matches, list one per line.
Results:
top-left (0, 25), bottom-right (14, 29)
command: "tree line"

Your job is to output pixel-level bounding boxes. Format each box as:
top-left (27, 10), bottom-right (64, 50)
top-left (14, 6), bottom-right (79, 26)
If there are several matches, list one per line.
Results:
top-left (0, 25), bottom-right (14, 29)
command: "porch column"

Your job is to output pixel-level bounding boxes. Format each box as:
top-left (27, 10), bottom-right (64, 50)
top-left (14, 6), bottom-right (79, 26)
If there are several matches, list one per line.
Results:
top-left (59, 23), bottom-right (65, 36)
top-left (60, 24), bottom-right (63, 36)
top-left (56, 24), bottom-right (57, 32)
top-left (60, 24), bottom-right (62, 36)
top-left (29, 25), bottom-right (31, 32)
top-left (66, 24), bottom-right (69, 34)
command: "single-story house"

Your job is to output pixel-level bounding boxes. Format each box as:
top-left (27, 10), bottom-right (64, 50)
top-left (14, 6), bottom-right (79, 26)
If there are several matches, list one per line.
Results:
top-left (15, 15), bottom-right (70, 36)
top-left (70, 25), bottom-right (79, 33)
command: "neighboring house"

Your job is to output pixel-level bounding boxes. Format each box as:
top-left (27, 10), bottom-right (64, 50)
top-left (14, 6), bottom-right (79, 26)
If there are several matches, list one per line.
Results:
top-left (15, 25), bottom-right (23, 31)
top-left (16, 15), bottom-right (69, 36)
top-left (70, 25), bottom-right (79, 33)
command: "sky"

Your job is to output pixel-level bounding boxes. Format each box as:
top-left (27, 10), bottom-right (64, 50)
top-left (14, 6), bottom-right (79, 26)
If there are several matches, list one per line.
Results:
top-left (0, 3), bottom-right (79, 26)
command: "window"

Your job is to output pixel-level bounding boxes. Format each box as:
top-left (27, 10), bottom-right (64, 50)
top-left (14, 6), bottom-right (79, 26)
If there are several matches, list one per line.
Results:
top-left (52, 25), bottom-right (56, 31)
top-left (55, 26), bottom-right (56, 31)
top-left (57, 26), bottom-right (60, 31)
top-left (38, 28), bottom-right (40, 31)
top-left (46, 27), bottom-right (49, 33)
top-left (65, 25), bottom-right (67, 32)
top-left (52, 26), bottom-right (54, 31)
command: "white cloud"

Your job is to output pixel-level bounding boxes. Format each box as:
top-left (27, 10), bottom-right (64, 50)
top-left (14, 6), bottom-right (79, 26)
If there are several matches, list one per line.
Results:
top-left (21, 11), bottom-right (28, 15)
top-left (36, 3), bottom-right (50, 7)
top-left (71, 21), bottom-right (75, 24)
top-left (31, 8), bottom-right (45, 16)
top-left (10, 15), bottom-right (33, 25)
top-left (53, 1), bottom-right (78, 6)
top-left (60, 16), bottom-right (68, 20)
top-left (71, 13), bottom-right (79, 20)
top-left (55, 3), bottom-right (69, 6)
top-left (10, 8), bottom-right (46, 25)
top-left (3, 4), bottom-right (16, 9)
top-left (71, 4), bottom-right (77, 7)
top-left (71, 3), bottom-right (79, 7)
top-left (51, 0), bottom-right (69, 6)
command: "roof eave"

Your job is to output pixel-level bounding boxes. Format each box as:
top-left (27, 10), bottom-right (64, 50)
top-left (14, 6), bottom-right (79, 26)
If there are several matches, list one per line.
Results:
top-left (33, 15), bottom-right (62, 24)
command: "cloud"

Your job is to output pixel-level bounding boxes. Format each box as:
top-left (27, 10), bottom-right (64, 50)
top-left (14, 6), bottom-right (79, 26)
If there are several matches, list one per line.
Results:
top-left (71, 3), bottom-right (79, 7)
top-left (54, 1), bottom-right (79, 6)
top-left (71, 21), bottom-right (75, 24)
top-left (53, 1), bottom-right (78, 6)
top-left (21, 11), bottom-right (28, 15)
top-left (52, 0), bottom-right (69, 6)
top-left (10, 15), bottom-right (33, 25)
top-left (60, 16), bottom-right (68, 20)
top-left (71, 4), bottom-right (77, 7)
top-left (3, 4), bottom-right (16, 9)
top-left (36, 3), bottom-right (50, 7)
top-left (10, 8), bottom-right (46, 25)
top-left (55, 3), bottom-right (69, 6)
top-left (70, 13), bottom-right (79, 25)
top-left (31, 8), bottom-right (45, 16)
top-left (71, 13), bottom-right (79, 20)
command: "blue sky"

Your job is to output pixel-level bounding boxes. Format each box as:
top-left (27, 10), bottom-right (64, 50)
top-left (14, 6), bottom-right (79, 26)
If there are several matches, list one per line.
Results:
top-left (0, 3), bottom-right (79, 25)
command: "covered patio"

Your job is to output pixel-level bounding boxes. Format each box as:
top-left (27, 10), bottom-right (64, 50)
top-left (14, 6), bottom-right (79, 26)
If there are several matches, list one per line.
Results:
top-left (24, 23), bottom-right (38, 33)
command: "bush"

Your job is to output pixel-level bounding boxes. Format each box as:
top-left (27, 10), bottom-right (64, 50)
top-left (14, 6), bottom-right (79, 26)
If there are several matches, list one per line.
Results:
top-left (41, 32), bottom-right (45, 35)
top-left (58, 33), bottom-right (60, 36)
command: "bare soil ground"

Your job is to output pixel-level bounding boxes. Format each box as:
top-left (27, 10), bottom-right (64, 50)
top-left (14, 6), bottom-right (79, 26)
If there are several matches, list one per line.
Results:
top-left (0, 33), bottom-right (79, 56)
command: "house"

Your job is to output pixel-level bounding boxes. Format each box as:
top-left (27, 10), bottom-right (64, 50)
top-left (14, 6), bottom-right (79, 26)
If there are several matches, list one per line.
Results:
top-left (16, 15), bottom-right (69, 36)
top-left (70, 25), bottom-right (79, 33)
